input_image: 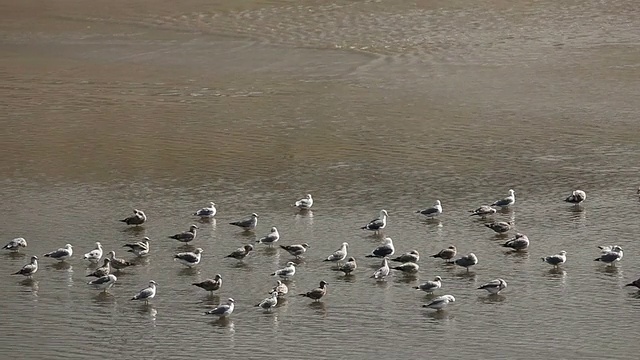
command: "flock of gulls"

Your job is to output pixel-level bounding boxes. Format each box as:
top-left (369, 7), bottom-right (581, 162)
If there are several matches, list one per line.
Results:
top-left (5, 189), bottom-right (639, 319)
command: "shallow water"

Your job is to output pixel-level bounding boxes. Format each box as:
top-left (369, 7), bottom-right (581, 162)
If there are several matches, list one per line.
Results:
top-left (1, 0), bottom-right (640, 359)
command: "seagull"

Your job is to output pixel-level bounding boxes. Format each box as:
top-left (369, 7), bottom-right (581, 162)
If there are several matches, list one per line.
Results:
top-left (225, 244), bottom-right (254, 260)
top-left (204, 298), bottom-right (235, 318)
top-left (324, 242), bottom-right (348, 264)
top-left (193, 274), bottom-right (223, 294)
top-left (272, 280), bottom-right (289, 297)
top-left (414, 276), bottom-right (442, 293)
top-left (415, 200), bottom-right (443, 218)
top-left (371, 258), bottom-right (390, 280)
top-left (454, 253), bottom-right (478, 272)
top-left (300, 281), bottom-right (328, 302)
top-left (293, 194), bottom-right (313, 210)
top-left (87, 258), bottom-right (111, 278)
top-left (280, 243), bottom-right (310, 258)
top-left (423, 294), bottom-right (456, 311)
top-left (131, 280), bottom-right (157, 304)
top-left (169, 225), bottom-right (198, 243)
top-left (256, 227), bottom-right (280, 247)
top-left (431, 246), bottom-right (457, 262)
top-left (193, 202), bottom-right (217, 218)
top-left (123, 237), bottom-right (150, 257)
top-left (469, 205), bottom-right (497, 218)
top-left (542, 250), bottom-right (567, 268)
top-left (87, 274), bottom-right (117, 293)
top-left (391, 262), bottom-right (419, 274)
top-left (502, 233), bottom-right (530, 251)
top-left (365, 237), bottom-right (395, 258)
top-left (485, 221), bottom-right (513, 234)
top-left (478, 278), bottom-right (507, 294)
top-left (229, 213), bottom-right (258, 231)
top-left (333, 257), bottom-right (357, 275)
top-left (107, 251), bottom-right (134, 270)
top-left (174, 248), bottom-right (204, 268)
top-left (83, 242), bottom-right (103, 263)
top-left (43, 244), bottom-right (73, 261)
top-left (256, 291), bottom-right (279, 310)
top-left (391, 250), bottom-right (419, 263)
top-left (625, 278), bottom-right (640, 289)
top-left (361, 209), bottom-right (388, 234)
top-left (13, 256), bottom-right (38, 278)
top-left (3, 237), bottom-right (27, 252)
top-left (491, 189), bottom-right (516, 208)
top-left (565, 190), bottom-right (586, 204)
top-left (594, 246), bottom-right (623, 266)
top-left (120, 209), bottom-right (146, 226)
top-left (271, 261), bottom-right (296, 280)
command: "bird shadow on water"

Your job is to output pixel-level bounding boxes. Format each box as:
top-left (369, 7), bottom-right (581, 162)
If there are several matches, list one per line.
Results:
top-left (544, 268), bottom-right (567, 278)
top-left (175, 244), bottom-right (196, 252)
top-left (93, 291), bottom-right (116, 304)
top-left (423, 310), bottom-right (454, 321)
top-left (260, 247), bottom-right (278, 256)
top-left (202, 295), bottom-right (220, 306)
top-left (454, 271), bottom-right (477, 282)
top-left (396, 273), bottom-right (418, 283)
top-left (178, 267), bottom-right (200, 277)
top-left (48, 262), bottom-right (72, 271)
top-left (137, 304), bottom-right (157, 317)
top-left (19, 278), bottom-right (38, 291)
top-left (3, 252), bottom-right (26, 260)
top-left (209, 317), bottom-right (233, 328)
top-left (197, 217), bottom-right (214, 225)
top-left (477, 294), bottom-right (506, 304)
top-left (122, 226), bottom-right (146, 236)
top-left (596, 265), bottom-right (621, 276)
top-left (308, 301), bottom-right (327, 316)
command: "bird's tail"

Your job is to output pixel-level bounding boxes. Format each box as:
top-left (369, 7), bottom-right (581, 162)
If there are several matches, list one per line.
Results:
top-left (365, 255), bottom-right (375, 258)
top-left (594, 258), bottom-right (601, 262)
top-left (625, 283), bottom-right (634, 287)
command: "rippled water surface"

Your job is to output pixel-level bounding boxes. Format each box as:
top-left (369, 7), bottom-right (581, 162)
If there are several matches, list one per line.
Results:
top-left (1, 1), bottom-right (640, 359)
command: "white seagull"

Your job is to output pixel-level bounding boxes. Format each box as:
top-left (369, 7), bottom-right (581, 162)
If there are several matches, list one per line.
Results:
top-left (361, 209), bottom-right (388, 234)
top-left (542, 250), bottom-right (567, 268)
top-left (229, 213), bottom-right (258, 231)
top-left (87, 258), bottom-right (111, 278)
top-left (333, 257), bottom-right (357, 275)
top-left (226, 244), bottom-right (254, 260)
top-left (565, 190), bottom-right (586, 204)
top-left (391, 250), bottom-right (420, 263)
top-left (491, 189), bottom-right (516, 208)
top-left (256, 291), bottom-right (279, 311)
top-left (13, 256), bottom-right (38, 278)
top-left (423, 294), bottom-right (456, 311)
top-left (131, 280), bottom-right (157, 304)
top-left (204, 298), bottom-right (235, 318)
top-left (193, 202), bottom-right (217, 218)
top-left (324, 242), bottom-right (348, 264)
top-left (365, 237), bottom-right (395, 258)
top-left (272, 280), bottom-right (289, 297)
top-left (83, 242), bottom-right (103, 263)
top-left (454, 253), bottom-right (478, 272)
top-left (469, 205), bottom-right (497, 218)
top-left (107, 251), bottom-right (134, 270)
top-left (485, 221), bottom-right (513, 234)
top-left (502, 233), bottom-right (530, 251)
top-left (120, 209), bottom-right (146, 226)
top-left (431, 246), bottom-right (457, 262)
top-left (174, 248), bottom-right (204, 268)
top-left (88, 274), bottom-right (117, 293)
top-left (415, 200), bottom-right (443, 218)
top-left (271, 261), bottom-right (296, 280)
top-left (391, 262), bottom-right (419, 273)
top-left (123, 237), bottom-right (150, 257)
top-left (256, 227), bottom-right (280, 247)
top-left (280, 243), bottom-right (310, 258)
top-left (3, 237), bottom-right (27, 252)
top-left (193, 274), bottom-right (223, 294)
top-left (293, 194), bottom-right (313, 210)
top-left (414, 276), bottom-right (442, 293)
top-left (169, 225), bottom-right (198, 243)
top-left (594, 246), bottom-right (623, 266)
top-left (478, 278), bottom-right (507, 294)
top-left (43, 244), bottom-right (73, 261)
top-left (371, 258), bottom-right (390, 280)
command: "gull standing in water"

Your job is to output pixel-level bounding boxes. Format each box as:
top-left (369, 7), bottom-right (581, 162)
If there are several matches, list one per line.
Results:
top-left (333, 257), bottom-right (357, 275)
top-left (371, 258), bottom-right (390, 280)
top-left (565, 190), bottom-right (587, 204)
top-left (391, 250), bottom-right (419, 263)
top-left (83, 242), bottom-right (103, 263)
top-left (324, 242), bottom-right (348, 265)
top-left (174, 248), bottom-right (204, 268)
top-left (469, 205), bottom-right (497, 218)
top-left (204, 298), bottom-right (235, 318)
top-left (256, 227), bottom-right (280, 247)
top-left (87, 258), bottom-right (111, 278)
top-left (391, 262), bottom-right (419, 274)
top-left (502, 233), bottom-right (530, 251)
top-left (123, 237), bottom-right (150, 257)
top-left (256, 291), bottom-right (279, 311)
top-left (431, 246), bottom-right (457, 262)
top-left (280, 243), bottom-right (310, 259)
top-left (229, 213), bottom-right (258, 231)
top-left (485, 221), bottom-right (513, 234)
top-left (169, 225), bottom-right (198, 243)
top-left (478, 279), bottom-right (507, 294)
top-left (88, 274), bottom-right (117, 293)
top-left (3, 237), bottom-right (27, 252)
top-left (271, 262), bottom-right (296, 280)
top-left (272, 280), bottom-right (289, 297)
top-left (13, 256), bottom-right (38, 278)
top-left (43, 244), bottom-right (73, 262)
top-left (293, 194), bottom-right (313, 210)
top-left (365, 237), bottom-right (395, 258)
top-left (120, 209), bottom-right (146, 226)
top-left (361, 209), bottom-right (389, 234)
top-left (423, 295), bottom-right (456, 311)
top-left (542, 250), bottom-right (567, 268)
top-left (226, 244), bottom-right (254, 260)
top-left (454, 253), bottom-right (478, 272)
top-left (491, 189), bottom-right (516, 208)
top-left (414, 276), bottom-right (442, 293)
top-left (193, 274), bottom-right (223, 295)
top-left (300, 281), bottom-right (328, 302)
top-left (415, 200), bottom-right (443, 218)
top-left (594, 246), bottom-right (623, 266)
top-left (107, 251), bottom-right (134, 271)
top-left (131, 280), bottom-right (157, 304)
top-left (193, 202), bottom-right (217, 218)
